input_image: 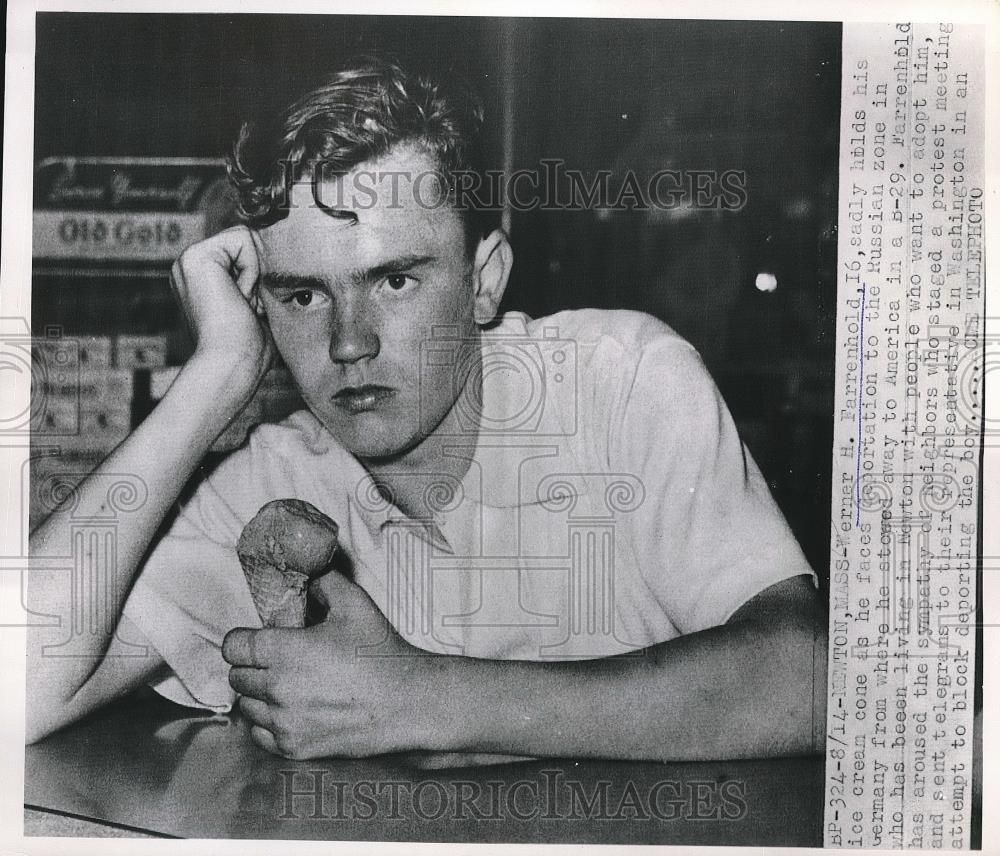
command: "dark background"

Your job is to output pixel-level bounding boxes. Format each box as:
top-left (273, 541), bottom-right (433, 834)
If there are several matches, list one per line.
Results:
top-left (33, 14), bottom-right (840, 587)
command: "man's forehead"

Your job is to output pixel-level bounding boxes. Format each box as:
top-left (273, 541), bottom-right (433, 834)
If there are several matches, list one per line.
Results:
top-left (288, 143), bottom-right (451, 214)
top-left (257, 146), bottom-right (462, 264)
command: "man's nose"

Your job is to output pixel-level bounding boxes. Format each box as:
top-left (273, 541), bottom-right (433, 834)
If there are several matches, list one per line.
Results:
top-left (328, 297), bottom-right (380, 364)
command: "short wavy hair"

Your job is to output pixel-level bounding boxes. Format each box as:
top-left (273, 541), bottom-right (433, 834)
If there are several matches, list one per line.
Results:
top-left (227, 56), bottom-right (492, 249)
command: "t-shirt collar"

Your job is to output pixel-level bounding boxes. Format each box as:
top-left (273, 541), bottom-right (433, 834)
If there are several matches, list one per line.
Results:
top-left (349, 311), bottom-right (564, 542)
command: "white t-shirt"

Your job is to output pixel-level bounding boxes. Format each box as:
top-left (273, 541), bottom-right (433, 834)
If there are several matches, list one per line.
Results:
top-left (122, 309), bottom-right (816, 711)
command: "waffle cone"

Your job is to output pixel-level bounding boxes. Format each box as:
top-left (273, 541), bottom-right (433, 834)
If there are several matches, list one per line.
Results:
top-left (239, 552), bottom-right (311, 628)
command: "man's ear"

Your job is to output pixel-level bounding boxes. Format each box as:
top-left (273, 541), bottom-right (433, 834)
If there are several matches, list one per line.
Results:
top-left (471, 228), bottom-right (513, 325)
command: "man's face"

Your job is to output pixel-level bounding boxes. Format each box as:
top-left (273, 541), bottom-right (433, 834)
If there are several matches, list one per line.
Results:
top-left (256, 145), bottom-right (497, 463)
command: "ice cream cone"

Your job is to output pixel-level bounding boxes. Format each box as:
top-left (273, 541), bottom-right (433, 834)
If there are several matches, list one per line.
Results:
top-left (236, 499), bottom-right (339, 628)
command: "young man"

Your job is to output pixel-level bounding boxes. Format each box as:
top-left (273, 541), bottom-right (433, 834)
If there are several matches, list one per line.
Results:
top-left (27, 58), bottom-right (827, 761)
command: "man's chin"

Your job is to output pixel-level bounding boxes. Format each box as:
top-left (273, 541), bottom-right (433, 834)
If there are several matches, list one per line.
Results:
top-left (324, 422), bottom-right (420, 464)
top-left (351, 441), bottom-right (413, 464)
top-left (316, 406), bottom-right (454, 466)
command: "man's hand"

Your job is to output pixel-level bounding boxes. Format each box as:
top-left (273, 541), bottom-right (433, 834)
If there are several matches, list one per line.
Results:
top-left (222, 573), bottom-right (437, 760)
top-left (170, 225), bottom-right (275, 405)
top-left (223, 574), bottom-right (826, 763)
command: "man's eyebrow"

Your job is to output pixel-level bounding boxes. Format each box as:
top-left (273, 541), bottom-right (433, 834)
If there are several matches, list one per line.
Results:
top-left (259, 272), bottom-right (328, 291)
top-left (357, 254), bottom-right (437, 283)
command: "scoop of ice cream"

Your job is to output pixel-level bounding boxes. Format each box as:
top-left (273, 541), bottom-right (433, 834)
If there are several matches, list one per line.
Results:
top-left (237, 499), bottom-right (339, 627)
top-left (238, 498), bottom-right (339, 576)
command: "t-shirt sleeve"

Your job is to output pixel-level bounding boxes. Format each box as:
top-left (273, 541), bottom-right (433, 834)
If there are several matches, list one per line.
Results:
top-left (612, 334), bottom-right (817, 637)
top-left (121, 457), bottom-right (262, 713)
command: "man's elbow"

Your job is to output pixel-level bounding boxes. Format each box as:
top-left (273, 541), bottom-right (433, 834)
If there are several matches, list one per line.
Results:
top-left (768, 614), bottom-right (828, 755)
top-left (24, 688), bottom-right (82, 746)
top-left (737, 608), bottom-right (828, 757)
top-left (805, 621), bottom-right (829, 753)
top-left (25, 712), bottom-right (56, 746)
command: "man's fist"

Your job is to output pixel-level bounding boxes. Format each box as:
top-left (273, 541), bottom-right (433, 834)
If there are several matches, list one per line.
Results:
top-left (170, 225), bottom-right (275, 401)
top-left (222, 573), bottom-right (437, 760)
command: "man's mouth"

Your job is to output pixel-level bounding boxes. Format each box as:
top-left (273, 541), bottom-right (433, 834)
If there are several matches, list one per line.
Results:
top-left (333, 385), bottom-right (395, 414)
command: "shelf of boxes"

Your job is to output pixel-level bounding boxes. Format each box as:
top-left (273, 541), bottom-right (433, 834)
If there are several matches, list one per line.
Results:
top-left (30, 333), bottom-right (305, 528)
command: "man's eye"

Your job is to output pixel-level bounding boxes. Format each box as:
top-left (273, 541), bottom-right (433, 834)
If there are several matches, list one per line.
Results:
top-left (385, 274), bottom-right (413, 291)
top-left (290, 290), bottom-right (314, 307)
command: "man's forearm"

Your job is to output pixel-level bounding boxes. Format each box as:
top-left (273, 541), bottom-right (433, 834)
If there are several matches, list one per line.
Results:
top-left (417, 608), bottom-right (827, 762)
top-left (26, 355), bottom-right (255, 741)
